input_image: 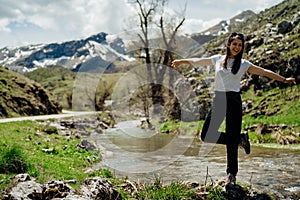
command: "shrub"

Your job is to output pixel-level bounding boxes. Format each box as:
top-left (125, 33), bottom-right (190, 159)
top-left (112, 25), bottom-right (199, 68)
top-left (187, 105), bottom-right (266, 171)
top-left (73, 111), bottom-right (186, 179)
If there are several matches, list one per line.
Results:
top-left (42, 125), bottom-right (58, 134)
top-left (0, 145), bottom-right (28, 174)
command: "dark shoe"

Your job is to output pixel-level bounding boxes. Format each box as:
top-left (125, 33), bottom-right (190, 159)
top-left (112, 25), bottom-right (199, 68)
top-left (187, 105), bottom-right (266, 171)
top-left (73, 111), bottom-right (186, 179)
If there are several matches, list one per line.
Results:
top-left (239, 132), bottom-right (250, 154)
top-left (226, 173), bottom-right (236, 185)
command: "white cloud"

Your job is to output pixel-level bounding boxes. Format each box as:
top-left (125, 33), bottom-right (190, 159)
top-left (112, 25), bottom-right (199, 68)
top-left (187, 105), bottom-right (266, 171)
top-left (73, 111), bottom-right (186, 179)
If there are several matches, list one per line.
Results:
top-left (0, 0), bottom-right (284, 48)
top-left (0, 0), bottom-right (134, 33)
top-left (0, 0), bottom-right (135, 47)
top-left (0, 19), bottom-right (11, 32)
top-left (181, 18), bottom-right (221, 35)
top-left (252, 0), bottom-right (283, 12)
top-left (78, 0), bottom-right (133, 35)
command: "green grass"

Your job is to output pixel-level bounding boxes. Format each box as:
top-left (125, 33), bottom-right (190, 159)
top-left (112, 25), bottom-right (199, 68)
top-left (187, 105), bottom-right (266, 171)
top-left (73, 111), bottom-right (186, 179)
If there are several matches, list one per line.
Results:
top-left (207, 186), bottom-right (227, 200)
top-left (242, 85), bottom-right (300, 126)
top-left (159, 120), bottom-right (205, 136)
top-left (134, 177), bottom-right (195, 200)
top-left (0, 120), bottom-right (101, 193)
top-left (241, 85), bottom-right (300, 144)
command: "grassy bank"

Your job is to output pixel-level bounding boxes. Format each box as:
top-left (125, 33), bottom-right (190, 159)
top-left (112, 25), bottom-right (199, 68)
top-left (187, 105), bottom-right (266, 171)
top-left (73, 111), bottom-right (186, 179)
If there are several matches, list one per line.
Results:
top-left (0, 120), bottom-right (101, 194)
top-left (0, 120), bottom-right (277, 199)
top-left (242, 85), bottom-right (300, 145)
top-left (0, 120), bottom-right (204, 198)
top-left (242, 85), bottom-right (300, 127)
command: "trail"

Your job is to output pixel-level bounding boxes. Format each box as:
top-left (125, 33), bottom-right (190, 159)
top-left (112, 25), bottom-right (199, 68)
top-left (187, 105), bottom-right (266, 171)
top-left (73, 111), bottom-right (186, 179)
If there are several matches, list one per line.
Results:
top-left (0, 110), bottom-right (97, 123)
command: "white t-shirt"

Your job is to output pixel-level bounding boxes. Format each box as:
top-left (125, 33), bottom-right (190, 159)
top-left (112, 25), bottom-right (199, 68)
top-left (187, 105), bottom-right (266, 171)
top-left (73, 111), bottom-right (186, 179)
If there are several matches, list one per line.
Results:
top-left (210, 54), bottom-right (252, 92)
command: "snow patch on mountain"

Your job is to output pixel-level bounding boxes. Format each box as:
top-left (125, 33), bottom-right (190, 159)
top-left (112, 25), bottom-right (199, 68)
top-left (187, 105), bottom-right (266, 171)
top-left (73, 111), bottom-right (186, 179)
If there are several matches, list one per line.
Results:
top-left (0, 32), bottom-right (134, 73)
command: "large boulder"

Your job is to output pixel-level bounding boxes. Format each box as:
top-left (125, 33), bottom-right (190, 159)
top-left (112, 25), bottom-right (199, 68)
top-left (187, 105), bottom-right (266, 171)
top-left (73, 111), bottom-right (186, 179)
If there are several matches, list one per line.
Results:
top-left (277, 20), bottom-right (293, 34)
top-left (81, 177), bottom-right (122, 200)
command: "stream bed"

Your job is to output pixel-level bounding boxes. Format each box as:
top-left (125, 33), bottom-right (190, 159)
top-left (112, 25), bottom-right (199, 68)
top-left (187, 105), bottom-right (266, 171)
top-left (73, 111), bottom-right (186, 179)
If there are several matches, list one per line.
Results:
top-left (91, 120), bottom-right (300, 197)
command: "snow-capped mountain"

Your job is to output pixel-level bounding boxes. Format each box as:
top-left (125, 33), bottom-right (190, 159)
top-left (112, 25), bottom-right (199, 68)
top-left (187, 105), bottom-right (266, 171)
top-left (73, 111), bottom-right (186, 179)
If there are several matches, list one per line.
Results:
top-left (194, 10), bottom-right (256, 37)
top-left (0, 32), bottom-right (134, 73)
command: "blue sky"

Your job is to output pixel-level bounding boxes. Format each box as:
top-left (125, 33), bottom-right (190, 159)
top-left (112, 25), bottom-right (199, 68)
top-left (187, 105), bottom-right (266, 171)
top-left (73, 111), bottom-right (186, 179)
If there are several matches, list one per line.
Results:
top-left (0, 0), bottom-right (283, 48)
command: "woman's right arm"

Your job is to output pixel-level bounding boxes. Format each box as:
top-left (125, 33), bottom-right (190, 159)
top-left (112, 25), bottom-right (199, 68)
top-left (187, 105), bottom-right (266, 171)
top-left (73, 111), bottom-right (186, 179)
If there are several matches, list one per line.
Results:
top-left (171, 58), bottom-right (213, 68)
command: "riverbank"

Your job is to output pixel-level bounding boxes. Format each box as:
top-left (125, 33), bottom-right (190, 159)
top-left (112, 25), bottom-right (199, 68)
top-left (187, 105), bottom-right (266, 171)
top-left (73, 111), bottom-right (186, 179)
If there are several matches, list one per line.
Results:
top-left (2, 172), bottom-right (276, 200)
top-left (0, 116), bottom-right (299, 199)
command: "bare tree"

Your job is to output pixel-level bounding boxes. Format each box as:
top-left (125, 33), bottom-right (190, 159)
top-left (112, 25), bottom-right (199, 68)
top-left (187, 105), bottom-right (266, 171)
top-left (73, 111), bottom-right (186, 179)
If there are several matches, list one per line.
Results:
top-left (132, 0), bottom-right (158, 83)
top-left (128, 0), bottom-right (186, 117)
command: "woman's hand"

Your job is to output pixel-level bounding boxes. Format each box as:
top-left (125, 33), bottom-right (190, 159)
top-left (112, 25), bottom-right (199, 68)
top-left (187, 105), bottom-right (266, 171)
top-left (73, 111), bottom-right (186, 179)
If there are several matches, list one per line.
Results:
top-left (284, 77), bottom-right (296, 85)
top-left (171, 59), bottom-right (182, 68)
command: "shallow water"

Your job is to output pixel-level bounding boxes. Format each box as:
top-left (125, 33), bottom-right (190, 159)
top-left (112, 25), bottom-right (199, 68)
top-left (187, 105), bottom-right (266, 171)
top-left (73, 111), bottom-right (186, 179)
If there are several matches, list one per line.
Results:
top-left (91, 120), bottom-right (300, 196)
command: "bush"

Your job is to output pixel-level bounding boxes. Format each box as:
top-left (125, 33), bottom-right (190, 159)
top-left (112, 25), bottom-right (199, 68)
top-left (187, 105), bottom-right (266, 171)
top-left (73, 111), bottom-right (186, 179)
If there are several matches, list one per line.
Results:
top-left (0, 145), bottom-right (29, 174)
top-left (42, 125), bottom-right (58, 134)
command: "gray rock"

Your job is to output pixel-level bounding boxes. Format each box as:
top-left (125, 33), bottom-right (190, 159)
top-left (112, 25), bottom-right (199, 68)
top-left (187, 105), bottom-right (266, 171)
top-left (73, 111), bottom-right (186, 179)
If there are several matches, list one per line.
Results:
top-left (76, 139), bottom-right (97, 151)
top-left (9, 180), bottom-right (43, 200)
top-left (277, 20), bottom-right (293, 34)
top-left (81, 177), bottom-right (122, 200)
top-left (13, 173), bottom-right (31, 183)
top-left (5, 175), bottom-right (122, 200)
top-left (43, 180), bottom-right (75, 198)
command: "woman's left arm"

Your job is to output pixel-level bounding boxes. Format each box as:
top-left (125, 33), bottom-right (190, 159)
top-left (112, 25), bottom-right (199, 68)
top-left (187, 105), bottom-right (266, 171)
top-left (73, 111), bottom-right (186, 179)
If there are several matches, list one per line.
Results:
top-left (247, 65), bottom-right (296, 85)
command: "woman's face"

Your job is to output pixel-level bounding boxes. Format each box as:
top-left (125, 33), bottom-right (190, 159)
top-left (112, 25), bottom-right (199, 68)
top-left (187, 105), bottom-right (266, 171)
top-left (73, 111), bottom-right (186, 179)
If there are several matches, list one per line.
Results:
top-left (229, 38), bottom-right (243, 58)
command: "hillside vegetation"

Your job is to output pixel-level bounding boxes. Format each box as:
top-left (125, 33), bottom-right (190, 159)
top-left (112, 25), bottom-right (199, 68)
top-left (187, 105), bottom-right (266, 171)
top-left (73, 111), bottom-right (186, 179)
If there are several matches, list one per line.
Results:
top-left (0, 66), bottom-right (61, 118)
top-left (25, 66), bottom-right (123, 110)
top-left (241, 85), bottom-right (300, 145)
top-left (25, 66), bottom-right (76, 109)
top-left (165, 0), bottom-right (300, 144)
top-left (194, 0), bottom-right (300, 87)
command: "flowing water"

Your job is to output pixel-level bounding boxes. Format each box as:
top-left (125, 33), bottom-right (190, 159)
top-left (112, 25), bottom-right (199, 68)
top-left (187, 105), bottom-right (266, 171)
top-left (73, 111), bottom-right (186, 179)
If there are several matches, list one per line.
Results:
top-left (91, 120), bottom-right (300, 197)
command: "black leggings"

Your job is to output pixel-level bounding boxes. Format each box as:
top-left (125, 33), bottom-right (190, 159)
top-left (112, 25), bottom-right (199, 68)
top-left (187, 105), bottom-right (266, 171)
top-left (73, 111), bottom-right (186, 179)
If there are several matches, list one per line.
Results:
top-left (201, 91), bottom-right (242, 176)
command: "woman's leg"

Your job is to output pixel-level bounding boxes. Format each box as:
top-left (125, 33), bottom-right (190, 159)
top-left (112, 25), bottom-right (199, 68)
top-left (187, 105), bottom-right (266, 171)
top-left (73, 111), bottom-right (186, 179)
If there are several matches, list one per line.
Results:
top-left (201, 92), bottom-right (227, 144)
top-left (225, 93), bottom-right (242, 176)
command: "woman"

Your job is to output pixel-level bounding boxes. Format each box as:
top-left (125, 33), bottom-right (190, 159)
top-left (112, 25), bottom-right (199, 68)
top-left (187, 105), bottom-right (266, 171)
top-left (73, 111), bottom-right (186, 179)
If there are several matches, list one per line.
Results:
top-left (171, 32), bottom-right (296, 185)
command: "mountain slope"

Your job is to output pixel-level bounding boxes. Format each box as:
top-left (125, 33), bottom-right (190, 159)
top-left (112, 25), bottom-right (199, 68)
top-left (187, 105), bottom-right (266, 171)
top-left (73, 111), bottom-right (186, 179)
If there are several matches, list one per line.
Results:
top-left (199, 10), bottom-right (256, 36)
top-left (0, 66), bottom-right (61, 118)
top-left (190, 10), bottom-right (257, 56)
top-left (192, 0), bottom-right (300, 91)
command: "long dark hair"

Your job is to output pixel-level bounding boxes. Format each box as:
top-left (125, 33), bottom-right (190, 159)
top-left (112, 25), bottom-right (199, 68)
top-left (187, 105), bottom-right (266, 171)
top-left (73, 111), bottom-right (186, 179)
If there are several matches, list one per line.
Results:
top-left (222, 32), bottom-right (245, 74)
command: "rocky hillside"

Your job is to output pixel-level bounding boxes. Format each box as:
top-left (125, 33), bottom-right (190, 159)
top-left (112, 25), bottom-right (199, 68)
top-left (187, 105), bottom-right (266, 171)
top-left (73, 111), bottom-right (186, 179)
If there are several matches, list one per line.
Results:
top-left (0, 66), bottom-right (61, 118)
top-left (192, 0), bottom-right (300, 91)
top-left (174, 0), bottom-right (300, 128)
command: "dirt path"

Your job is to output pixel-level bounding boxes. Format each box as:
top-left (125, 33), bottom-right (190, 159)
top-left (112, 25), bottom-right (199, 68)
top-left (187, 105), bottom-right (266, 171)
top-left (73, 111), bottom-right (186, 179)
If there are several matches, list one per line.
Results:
top-left (0, 111), bottom-right (97, 123)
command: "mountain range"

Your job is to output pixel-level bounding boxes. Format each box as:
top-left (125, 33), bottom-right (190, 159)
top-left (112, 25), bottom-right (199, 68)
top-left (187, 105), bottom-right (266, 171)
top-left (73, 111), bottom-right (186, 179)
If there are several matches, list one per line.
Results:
top-left (0, 9), bottom-right (256, 73)
top-left (0, 32), bottom-right (133, 73)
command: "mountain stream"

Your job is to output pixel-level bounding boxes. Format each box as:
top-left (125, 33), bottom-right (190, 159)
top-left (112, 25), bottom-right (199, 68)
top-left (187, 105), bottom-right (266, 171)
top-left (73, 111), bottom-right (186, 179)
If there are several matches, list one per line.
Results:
top-left (91, 120), bottom-right (300, 197)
